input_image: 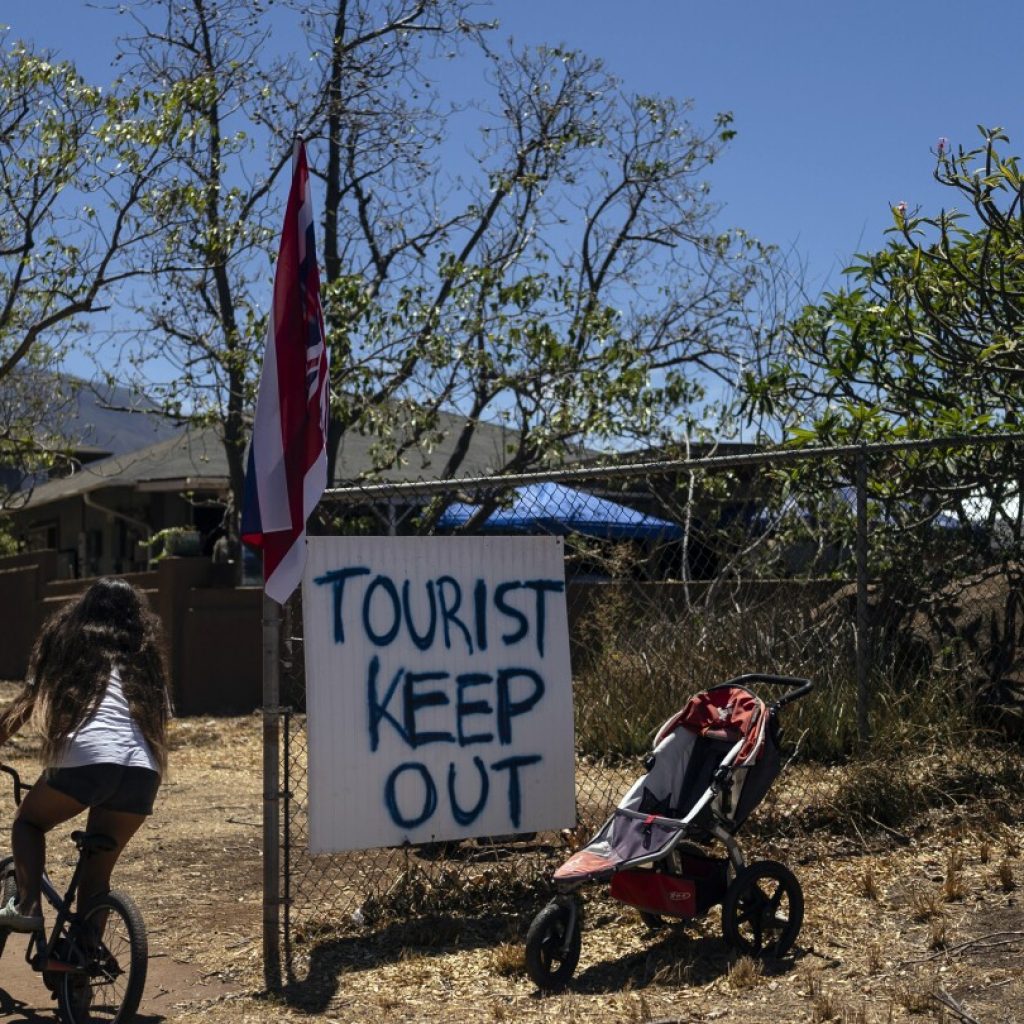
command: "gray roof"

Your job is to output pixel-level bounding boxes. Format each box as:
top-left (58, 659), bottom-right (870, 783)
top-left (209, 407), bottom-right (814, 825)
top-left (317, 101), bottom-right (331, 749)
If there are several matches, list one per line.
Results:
top-left (17, 409), bottom-right (523, 509)
top-left (18, 427), bottom-right (229, 507)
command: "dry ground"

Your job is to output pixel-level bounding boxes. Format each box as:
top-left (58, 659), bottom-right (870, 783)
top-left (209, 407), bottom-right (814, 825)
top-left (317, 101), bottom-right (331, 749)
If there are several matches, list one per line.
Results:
top-left (0, 679), bottom-right (1021, 1024)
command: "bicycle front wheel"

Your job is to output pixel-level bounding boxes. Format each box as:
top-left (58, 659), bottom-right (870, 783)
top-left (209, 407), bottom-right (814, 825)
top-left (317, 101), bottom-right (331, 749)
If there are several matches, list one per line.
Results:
top-left (57, 889), bottom-right (148, 1024)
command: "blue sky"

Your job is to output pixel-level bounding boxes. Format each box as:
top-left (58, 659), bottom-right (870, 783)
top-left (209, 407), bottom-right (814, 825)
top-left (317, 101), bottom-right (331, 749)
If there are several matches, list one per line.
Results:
top-left (497, 0), bottom-right (1024, 296)
top-left (6, 0), bottom-right (1021, 301)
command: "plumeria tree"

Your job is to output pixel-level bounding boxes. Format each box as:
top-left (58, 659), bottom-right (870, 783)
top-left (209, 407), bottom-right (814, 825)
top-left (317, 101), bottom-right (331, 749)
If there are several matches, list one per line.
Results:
top-left (102, 0), bottom-right (778, 529)
top-left (270, 2), bottom-right (778, 485)
top-left (744, 126), bottom-right (1024, 586)
top-left (0, 32), bottom-right (168, 503)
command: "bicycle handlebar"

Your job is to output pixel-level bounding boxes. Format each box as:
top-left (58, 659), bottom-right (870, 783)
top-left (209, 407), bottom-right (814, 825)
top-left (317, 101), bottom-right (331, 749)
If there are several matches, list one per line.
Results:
top-left (0, 763), bottom-right (25, 807)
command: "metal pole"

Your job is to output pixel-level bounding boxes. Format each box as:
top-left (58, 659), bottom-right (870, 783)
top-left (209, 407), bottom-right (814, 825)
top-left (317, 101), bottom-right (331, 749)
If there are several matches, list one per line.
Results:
top-left (262, 592), bottom-right (282, 991)
top-left (855, 449), bottom-right (870, 747)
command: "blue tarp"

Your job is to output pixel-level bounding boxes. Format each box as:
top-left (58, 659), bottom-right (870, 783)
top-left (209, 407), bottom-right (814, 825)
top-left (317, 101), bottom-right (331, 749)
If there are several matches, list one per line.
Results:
top-left (436, 481), bottom-right (683, 540)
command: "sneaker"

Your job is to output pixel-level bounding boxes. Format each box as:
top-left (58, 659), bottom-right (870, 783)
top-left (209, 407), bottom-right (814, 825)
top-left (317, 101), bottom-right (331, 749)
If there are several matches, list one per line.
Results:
top-left (0, 896), bottom-right (43, 932)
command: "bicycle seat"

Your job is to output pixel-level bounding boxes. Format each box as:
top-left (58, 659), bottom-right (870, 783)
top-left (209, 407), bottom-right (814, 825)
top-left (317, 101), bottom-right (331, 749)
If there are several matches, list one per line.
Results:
top-left (71, 831), bottom-right (117, 854)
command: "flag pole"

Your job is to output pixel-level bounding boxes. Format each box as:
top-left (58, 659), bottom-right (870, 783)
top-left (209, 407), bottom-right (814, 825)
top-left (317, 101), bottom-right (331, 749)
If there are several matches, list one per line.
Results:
top-left (262, 591), bottom-right (282, 990)
top-left (244, 136), bottom-right (328, 988)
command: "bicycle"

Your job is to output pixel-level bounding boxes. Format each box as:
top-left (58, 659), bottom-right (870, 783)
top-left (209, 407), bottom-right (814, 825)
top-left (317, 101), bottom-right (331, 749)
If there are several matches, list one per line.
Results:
top-left (0, 763), bottom-right (148, 1023)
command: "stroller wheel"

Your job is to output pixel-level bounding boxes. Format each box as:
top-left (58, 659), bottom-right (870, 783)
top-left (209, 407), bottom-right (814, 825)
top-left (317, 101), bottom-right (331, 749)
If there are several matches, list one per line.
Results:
top-left (638, 911), bottom-right (664, 930)
top-left (525, 900), bottom-right (582, 990)
top-left (722, 860), bottom-right (803, 959)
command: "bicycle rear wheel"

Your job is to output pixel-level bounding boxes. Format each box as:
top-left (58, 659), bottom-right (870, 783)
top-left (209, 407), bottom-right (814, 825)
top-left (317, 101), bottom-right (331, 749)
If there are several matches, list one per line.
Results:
top-left (57, 889), bottom-right (148, 1024)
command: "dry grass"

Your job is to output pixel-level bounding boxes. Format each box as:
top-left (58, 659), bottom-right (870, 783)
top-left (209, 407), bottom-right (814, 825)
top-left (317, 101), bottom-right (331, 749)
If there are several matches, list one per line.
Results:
top-left (910, 889), bottom-right (944, 923)
top-left (488, 942), bottom-right (526, 977)
top-left (1, 680), bottom-right (1022, 1024)
top-left (891, 973), bottom-right (940, 1015)
top-left (942, 849), bottom-right (967, 902)
top-left (859, 867), bottom-right (881, 900)
top-left (726, 955), bottom-right (762, 990)
top-left (808, 975), bottom-right (840, 1022)
top-left (995, 859), bottom-right (1016, 892)
top-left (927, 914), bottom-right (948, 950)
top-left (863, 941), bottom-right (885, 974)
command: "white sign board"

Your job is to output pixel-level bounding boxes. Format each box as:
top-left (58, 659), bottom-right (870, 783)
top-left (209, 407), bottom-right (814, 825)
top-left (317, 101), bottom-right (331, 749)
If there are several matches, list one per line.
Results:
top-left (301, 535), bottom-right (576, 853)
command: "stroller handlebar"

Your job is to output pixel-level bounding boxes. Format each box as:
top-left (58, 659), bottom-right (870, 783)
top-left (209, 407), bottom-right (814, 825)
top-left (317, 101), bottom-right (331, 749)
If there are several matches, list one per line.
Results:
top-left (713, 674), bottom-right (814, 709)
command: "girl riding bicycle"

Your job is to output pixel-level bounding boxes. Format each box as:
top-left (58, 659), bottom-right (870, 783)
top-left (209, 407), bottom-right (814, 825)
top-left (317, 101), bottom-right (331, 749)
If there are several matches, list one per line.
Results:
top-left (0, 577), bottom-right (171, 933)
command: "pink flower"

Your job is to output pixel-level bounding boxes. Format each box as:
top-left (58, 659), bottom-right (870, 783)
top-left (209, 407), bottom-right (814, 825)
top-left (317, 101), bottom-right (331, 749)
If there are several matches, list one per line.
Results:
top-left (937, 137), bottom-right (949, 155)
top-left (896, 201), bottom-right (908, 215)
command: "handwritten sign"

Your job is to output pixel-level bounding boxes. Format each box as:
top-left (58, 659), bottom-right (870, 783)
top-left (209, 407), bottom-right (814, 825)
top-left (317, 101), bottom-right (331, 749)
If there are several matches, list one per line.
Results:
top-left (301, 536), bottom-right (576, 853)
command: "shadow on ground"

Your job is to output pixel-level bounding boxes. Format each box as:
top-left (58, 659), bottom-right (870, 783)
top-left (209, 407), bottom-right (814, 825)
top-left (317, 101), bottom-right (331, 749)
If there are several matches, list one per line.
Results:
top-left (570, 924), bottom-right (803, 995)
top-left (0, 986), bottom-right (164, 1024)
top-left (275, 909), bottom-right (804, 1013)
top-left (278, 912), bottom-right (522, 1012)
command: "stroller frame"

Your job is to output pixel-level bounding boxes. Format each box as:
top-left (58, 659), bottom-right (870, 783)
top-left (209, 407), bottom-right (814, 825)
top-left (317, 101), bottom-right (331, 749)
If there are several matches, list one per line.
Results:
top-left (526, 674), bottom-right (813, 989)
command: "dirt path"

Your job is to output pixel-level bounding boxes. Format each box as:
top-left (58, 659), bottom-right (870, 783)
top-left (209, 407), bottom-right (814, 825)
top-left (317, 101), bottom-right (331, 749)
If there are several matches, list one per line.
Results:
top-left (0, 942), bottom-right (237, 1021)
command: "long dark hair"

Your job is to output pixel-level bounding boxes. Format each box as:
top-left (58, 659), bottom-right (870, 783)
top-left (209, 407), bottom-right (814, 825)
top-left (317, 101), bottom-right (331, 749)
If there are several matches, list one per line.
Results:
top-left (24, 577), bottom-right (171, 773)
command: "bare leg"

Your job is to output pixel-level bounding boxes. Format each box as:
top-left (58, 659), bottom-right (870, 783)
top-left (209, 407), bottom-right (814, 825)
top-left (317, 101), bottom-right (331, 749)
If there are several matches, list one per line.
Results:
top-left (77, 807), bottom-right (147, 909)
top-left (12, 779), bottom-right (87, 917)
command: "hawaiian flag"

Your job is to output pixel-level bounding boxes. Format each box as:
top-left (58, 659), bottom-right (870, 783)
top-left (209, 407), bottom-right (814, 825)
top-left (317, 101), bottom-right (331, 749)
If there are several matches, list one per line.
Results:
top-left (241, 140), bottom-right (330, 604)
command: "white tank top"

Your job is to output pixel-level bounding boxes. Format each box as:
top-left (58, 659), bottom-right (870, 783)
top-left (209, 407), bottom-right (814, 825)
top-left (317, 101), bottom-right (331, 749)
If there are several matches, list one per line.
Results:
top-left (54, 668), bottom-right (160, 772)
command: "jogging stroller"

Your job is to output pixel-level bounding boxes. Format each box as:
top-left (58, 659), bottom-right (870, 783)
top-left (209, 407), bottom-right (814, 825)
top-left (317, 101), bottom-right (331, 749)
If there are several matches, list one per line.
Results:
top-left (525, 674), bottom-right (813, 989)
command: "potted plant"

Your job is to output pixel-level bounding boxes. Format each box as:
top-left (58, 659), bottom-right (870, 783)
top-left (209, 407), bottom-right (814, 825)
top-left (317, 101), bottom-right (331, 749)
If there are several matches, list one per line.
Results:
top-left (140, 527), bottom-right (202, 561)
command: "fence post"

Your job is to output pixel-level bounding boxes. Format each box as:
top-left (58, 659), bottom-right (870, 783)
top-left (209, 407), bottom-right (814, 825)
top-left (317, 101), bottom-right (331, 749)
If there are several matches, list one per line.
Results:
top-left (262, 593), bottom-right (283, 990)
top-left (855, 448), bottom-right (870, 746)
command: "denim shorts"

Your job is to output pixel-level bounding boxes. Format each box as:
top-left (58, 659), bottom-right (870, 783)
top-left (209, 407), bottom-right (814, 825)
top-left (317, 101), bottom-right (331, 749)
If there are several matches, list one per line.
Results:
top-left (43, 764), bottom-right (161, 816)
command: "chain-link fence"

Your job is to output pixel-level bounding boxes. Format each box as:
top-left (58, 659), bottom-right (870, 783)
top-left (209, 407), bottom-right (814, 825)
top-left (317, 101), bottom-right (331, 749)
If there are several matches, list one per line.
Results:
top-left (266, 435), bottom-right (1024, 984)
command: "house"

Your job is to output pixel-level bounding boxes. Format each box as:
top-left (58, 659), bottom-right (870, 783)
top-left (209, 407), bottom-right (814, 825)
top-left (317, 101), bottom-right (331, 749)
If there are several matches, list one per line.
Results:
top-left (7, 409), bottom-right (523, 579)
top-left (10, 427), bottom-right (228, 577)
top-left (2, 374), bottom-right (180, 571)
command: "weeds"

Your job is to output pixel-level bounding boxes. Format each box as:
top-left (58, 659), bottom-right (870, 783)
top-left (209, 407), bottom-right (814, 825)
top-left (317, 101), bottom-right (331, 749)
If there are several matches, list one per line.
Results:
top-left (488, 942), bottom-right (526, 977)
top-left (865, 941), bottom-right (885, 974)
top-left (910, 889), bottom-right (943, 923)
top-left (859, 868), bottom-right (880, 900)
top-left (996, 859), bottom-right (1016, 891)
top-left (892, 977), bottom-right (938, 1015)
top-left (374, 990), bottom-right (400, 1013)
top-left (809, 746), bottom-right (1023, 835)
top-left (358, 861), bottom-right (548, 928)
top-left (571, 589), bottom-right (831, 758)
top-left (808, 975), bottom-right (840, 1022)
top-left (727, 955), bottom-right (763, 990)
top-left (650, 959), bottom-right (696, 987)
top-left (927, 915), bottom-right (948, 950)
top-left (622, 990), bottom-right (653, 1022)
top-left (942, 850), bottom-right (967, 902)
top-left (571, 566), bottom-right (1023, 767)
